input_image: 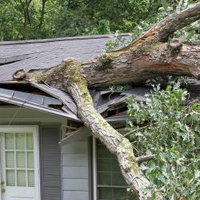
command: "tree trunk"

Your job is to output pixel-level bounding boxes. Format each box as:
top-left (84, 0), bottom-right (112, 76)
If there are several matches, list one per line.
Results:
top-left (39, 0), bottom-right (47, 31)
top-left (19, 0), bottom-right (33, 28)
top-left (22, 2), bottom-right (200, 200)
top-left (39, 60), bottom-right (156, 199)
top-left (82, 41), bottom-right (200, 87)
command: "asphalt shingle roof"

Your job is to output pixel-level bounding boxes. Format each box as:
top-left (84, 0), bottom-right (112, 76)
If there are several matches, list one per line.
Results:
top-left (0, 35), bottom-right (121, 81)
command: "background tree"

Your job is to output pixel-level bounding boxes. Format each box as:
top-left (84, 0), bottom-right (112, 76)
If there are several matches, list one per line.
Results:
top-left (1, 0), bottom-right (199, 41)
top-left (0, 0), bottom-right (60, 40)
top-left (55, 0), bottom-right (156, 36)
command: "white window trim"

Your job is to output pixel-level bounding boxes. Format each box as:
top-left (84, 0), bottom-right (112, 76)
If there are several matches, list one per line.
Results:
top-left (0, 125), bottom-right (41, 200)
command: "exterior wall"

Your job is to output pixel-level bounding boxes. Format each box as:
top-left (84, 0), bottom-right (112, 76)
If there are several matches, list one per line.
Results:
top-left (0, 106), bottom-right (67, 124)
top-left (61, 139), bottom-right (90, 200)
top-left (0, 106), bottom-right (66, 200)
top-left (0, 106), bottom-right (91, 200)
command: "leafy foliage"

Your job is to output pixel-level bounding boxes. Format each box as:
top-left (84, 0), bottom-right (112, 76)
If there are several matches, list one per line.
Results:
top-left (104, 0), bottom-right (200, 51)
top-left (0, 0), bottom-right (199, 41)
top-left (0, 0), bottom-right (60, 40)
top-left (55, 0), bottom-right (155, 37)
top-left (146, 76), bottom-right (190, 88)
top-left (104, 31), bottom-right (133, 51)
top-left (126, 83), bottom-right (200, 199)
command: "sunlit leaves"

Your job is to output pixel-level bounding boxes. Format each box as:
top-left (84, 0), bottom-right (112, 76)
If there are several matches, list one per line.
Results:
top-left (126, 83), bottom-right (200, 199)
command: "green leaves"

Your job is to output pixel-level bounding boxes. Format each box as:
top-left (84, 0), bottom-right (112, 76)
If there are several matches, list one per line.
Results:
top-left (126, 83), bottom-right (200, 199)
top-left (0, 0), bottom-right (61, 41)
top-left (1, 0), bottom-right (199, 41)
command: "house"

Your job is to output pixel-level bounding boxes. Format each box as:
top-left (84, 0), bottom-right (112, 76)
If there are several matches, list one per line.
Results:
top-left (0, 35), bottom-right (199, 200)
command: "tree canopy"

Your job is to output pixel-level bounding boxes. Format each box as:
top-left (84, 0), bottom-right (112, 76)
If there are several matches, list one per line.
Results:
top-left (1, 0), bottom-right (199, 41)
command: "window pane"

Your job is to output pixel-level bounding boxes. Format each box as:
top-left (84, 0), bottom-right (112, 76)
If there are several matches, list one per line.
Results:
top-left (97, 159), bottom-right (111, 171)
top-left (6, 170), bottom-right (15, 186)
top-left (16, 133), bottom-right (25, 149)
top-left (27, 152), bottom-right (34, 168)
top-left (96, 139), bottom-right (139, 200)
top-left (6, 151), bottom-right (15, 168)
top-left (112, 172), bottom-right (126, 185)
top-left (97, 145), bottom-right (112, 158)
top-left (98, 172), bottom-right (111, 185)
top-left (17, 170), bottom-right (26, 186)
top-left (114, 188), bottom-right (126, 200)
top-left (113, 188), bottom-right (139, 200)
top-left (111, 158), bottom-right (120, 171)
top-left (27, 133), bottom-right (33, 150)
top-left (99, 188), bottom-right (138, 200)
top-left (28, 170), bottom-right (35, 187)
top-left (5, 133), bottom-right (14, 149)
top-left (113, 188), bottom-right (129, 200)
top-left (16, 152), bottom-right (26, 168)
top-left (98, 187), bottom-right (112, 200)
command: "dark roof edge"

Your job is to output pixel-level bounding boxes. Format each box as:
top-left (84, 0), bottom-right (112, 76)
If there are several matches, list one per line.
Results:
top-left (0, 94), bottom-right (80, 121)
top-left (0, 33), bottom-right (131, 46)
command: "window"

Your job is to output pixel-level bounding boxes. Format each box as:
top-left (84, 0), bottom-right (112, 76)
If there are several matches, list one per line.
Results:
top-left (94, 139), bottom-right (138, 200)
top-left (0, 126), bottom-right (40, 200)
top-left (4, 132), bottom-right (35, 187)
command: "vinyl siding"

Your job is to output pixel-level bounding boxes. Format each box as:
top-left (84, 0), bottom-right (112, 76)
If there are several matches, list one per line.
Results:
top-left (40, 126), bottom-right (61, 200)
top-left (0, 106), bottom-right (92, 200)
top-left (61, 140), bottom-right (89, 200)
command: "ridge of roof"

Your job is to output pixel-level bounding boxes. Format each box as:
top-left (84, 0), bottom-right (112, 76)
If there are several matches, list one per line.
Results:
top-left (0, 33), bottom-right (131, 46)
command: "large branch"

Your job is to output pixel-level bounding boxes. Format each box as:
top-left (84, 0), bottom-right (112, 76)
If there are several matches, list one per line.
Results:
top-left (149, 1), bottom-right (200, 42)
top-left (80, 3), bottom-right (200, 88)
top-left (22, 3), bottom-right (200, 200)
top-left (82, 40), bottom-right (200, 87)
top-left (109, 1), bottom-right (200, 53)
top-left (38, 59), bottom-right (161, 200)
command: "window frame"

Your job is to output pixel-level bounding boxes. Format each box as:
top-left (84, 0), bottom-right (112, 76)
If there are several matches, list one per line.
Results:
top-left (92, 137), bottom-right (137, 200)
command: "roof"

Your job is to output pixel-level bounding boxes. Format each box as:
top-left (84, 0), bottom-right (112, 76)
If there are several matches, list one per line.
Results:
top-left (0, 34), bottom-right (129, 81)
top-left (0, 81), bottom-right (151, 123)
top-left (0, 34), bottom-right (199, 124)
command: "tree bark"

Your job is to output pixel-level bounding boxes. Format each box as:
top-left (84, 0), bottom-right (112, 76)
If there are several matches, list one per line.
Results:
top-left (82, 41), bottom-right (200, 87)
top-left (19, 0), bottom-right (33, 28)
top-left (39, 0), bottom-right (48, 31)
top-left (24, 2), bottom-right (200, 200)
top-left (36, 59), bottom-right (157, 199)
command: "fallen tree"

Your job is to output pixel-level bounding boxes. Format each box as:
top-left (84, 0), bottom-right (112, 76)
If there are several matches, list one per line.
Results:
top-left (13, 2), bottom-right (200, 200)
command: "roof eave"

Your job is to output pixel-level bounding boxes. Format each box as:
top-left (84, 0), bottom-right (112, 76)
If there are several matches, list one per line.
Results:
top-left (0, 94), bottom-right (80, 122)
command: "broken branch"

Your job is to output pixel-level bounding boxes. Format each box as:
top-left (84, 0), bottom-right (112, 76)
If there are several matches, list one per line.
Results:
top-left (124, 124), bottom-right (151, 137)
top-left (136, 155), bottom-right (155, 163)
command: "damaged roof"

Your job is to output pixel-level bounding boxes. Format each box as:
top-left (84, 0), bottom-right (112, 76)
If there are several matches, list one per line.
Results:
top-left (0, 81), bottom-right (152, 123)
top-left (0, 34), bottom-right (128, 81)
top-left (0, 35), bottom-right (199, 123)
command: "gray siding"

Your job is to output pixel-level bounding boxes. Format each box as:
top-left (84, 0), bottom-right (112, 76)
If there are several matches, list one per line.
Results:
top-left (0, 107), bottom-right (67, 200)
top-left (61, 140), bottom-right (89, 200)
top-left (40, 126), bottom-right (61, 200)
